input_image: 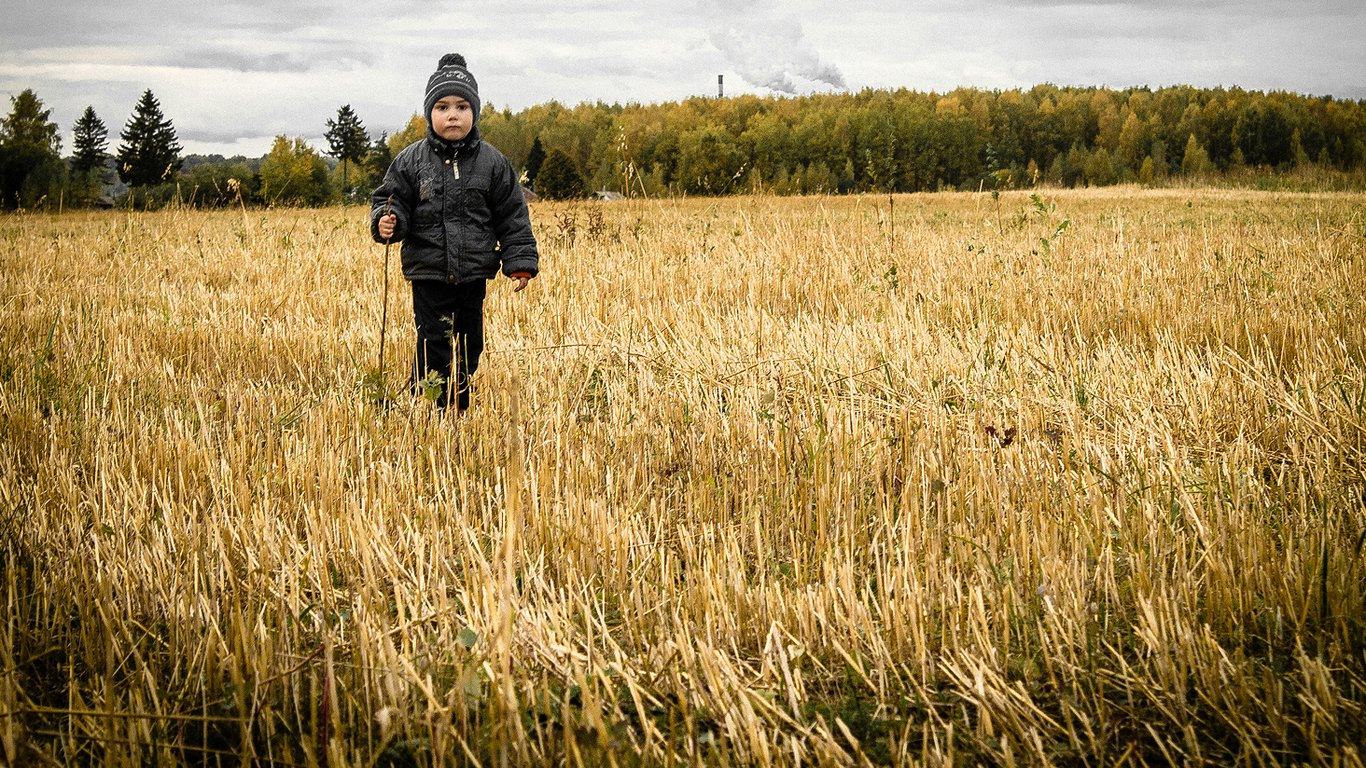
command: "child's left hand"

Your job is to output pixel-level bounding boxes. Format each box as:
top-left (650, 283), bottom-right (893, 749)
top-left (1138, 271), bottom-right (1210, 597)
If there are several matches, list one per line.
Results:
top-left (513, 276), bottom-right (530, 292)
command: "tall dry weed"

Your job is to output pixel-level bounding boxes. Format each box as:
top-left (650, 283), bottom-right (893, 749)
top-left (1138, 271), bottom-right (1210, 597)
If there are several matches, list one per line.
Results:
top-left (2, 188), bottom-right (1364, 765)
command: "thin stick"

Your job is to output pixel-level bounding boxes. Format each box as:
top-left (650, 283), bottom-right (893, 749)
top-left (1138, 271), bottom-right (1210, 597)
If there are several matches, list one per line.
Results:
top-left (378, 196), bottom-right (393, 382)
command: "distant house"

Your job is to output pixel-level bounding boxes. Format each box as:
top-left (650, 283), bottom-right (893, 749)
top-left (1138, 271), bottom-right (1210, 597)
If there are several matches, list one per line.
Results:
top-left (594, 190), bottom-right (624, 201)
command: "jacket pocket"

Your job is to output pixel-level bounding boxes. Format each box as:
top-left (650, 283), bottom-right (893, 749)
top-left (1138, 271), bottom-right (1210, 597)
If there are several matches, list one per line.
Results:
top-left (468, 232), bottom-right (497, 252)
top-left (462, 248), bottom-right (500, 276)
top-left (415, 170), bottom-right (440, 226)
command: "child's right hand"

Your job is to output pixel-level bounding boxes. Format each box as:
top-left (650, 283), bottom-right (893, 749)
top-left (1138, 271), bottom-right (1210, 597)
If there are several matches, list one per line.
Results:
top-left (377, 213), bottom-right (397, 241)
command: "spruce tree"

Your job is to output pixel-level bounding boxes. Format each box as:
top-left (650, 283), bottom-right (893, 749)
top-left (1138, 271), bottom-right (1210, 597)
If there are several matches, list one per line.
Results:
top-left (525, 136), bottom-right (546, 187)
top-left (324, 104), bottom-right (368, 193)
top-left (367, 132), bottom-right (392, 183)
top-left (72, 106), bottom-right (109, 178)
top-left (535, 149), bottom-right (586, 199)
top-left (117, 90), bottom-right (183, 187)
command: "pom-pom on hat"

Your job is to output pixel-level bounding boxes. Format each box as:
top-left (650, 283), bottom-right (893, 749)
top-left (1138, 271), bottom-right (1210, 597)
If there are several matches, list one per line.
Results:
top-left (424, 53), bottom-right (481, 126)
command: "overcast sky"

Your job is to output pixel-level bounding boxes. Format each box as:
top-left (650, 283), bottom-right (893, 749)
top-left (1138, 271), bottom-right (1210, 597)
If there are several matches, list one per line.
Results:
top-left (3, 0), bottom-right (1363, 158)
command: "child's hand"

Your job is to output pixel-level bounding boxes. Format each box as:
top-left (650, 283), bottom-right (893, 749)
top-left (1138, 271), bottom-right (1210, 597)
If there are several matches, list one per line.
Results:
top-left (512, 276), bottom-right (530, 292)
top-left (377, 213), bottom-right (397, 241)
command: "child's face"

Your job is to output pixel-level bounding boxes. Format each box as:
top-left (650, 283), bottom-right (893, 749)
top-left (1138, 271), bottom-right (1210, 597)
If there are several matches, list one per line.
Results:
top-left (431, 96), bottom-right (474, 141)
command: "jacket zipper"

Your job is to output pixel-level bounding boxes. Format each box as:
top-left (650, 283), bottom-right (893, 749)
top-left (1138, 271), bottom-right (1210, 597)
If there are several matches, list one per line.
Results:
top-left (451, 156), bottom-right (460, 281)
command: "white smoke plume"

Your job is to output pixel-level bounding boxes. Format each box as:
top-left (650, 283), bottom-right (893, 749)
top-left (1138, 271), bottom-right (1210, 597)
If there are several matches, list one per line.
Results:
top-left (702, 0), bottom-right (846, 94)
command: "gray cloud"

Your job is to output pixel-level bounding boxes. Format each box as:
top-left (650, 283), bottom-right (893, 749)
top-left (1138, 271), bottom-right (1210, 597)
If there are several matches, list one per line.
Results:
top-left (2, 0), bottom-right (1362, 157)
top-left (179, 128), bottom-right (279, 144)
top-left (172, 51), bottom-right (317, 74)
top-left (165, 45), bottom-right (377, 74)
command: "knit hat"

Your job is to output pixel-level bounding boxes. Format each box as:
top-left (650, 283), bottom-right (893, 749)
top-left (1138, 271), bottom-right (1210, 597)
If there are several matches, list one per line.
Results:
top-left (424, 53), bottom-right (481, 127)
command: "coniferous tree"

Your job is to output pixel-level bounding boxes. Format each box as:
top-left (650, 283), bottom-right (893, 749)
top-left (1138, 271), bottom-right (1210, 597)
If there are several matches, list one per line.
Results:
top-left (72, 106), bottom-right (110, 178)
top-left (71, 106), bottom-right (111, 205)
top-left (535, 149), bottom-right (586, 199)
top-left (0, 89), bottom-right (64, 208)
top-left (117, 90), bottom-right (183, 187)
top-left (324, 104), bottom-right (369, 194)
top-left (367, 132), bottom-right (392, 187)
top-left (524, 136), bottom-right (546, 187)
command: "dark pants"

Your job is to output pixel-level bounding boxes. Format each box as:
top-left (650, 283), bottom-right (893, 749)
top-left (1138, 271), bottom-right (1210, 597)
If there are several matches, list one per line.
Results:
top-left (411, 279), bottom-right (486, 410)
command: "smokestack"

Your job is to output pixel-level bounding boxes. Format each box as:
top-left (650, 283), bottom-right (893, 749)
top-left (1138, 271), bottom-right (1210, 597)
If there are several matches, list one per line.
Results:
top-left (718, 74), bottom-right (724, 99)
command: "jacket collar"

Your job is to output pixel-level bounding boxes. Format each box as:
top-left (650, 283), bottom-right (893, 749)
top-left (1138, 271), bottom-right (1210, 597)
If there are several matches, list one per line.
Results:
top-left (425, 125), bottom-right (481, 158)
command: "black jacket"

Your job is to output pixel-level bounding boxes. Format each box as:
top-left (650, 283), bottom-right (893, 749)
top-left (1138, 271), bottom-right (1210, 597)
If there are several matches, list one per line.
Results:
top-left (370, 130), bottom-right (538, 283)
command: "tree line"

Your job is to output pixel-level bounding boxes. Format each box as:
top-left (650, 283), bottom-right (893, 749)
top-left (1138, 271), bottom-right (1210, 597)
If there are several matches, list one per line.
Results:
top-left (3, 83), bottom-right (1364, 210)
top-left (1, 89), bottom-right (185, 209)
top-left (0, 90), bottom-right (390, 210)
top-left (478, 84), bottom-right (1365, 196)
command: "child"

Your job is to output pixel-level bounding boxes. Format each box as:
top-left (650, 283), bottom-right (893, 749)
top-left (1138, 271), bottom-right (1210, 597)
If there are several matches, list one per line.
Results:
top-left (371, 53), bottom-right (538, 412)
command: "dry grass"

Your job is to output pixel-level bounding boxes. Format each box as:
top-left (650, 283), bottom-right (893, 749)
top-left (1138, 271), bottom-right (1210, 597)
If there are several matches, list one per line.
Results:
top-left (2, 187), bottom-right (1365, 766)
